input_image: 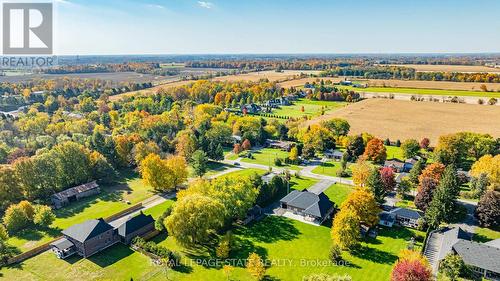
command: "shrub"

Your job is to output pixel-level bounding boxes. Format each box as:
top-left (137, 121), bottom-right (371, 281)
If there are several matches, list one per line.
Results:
top-left (478, 98), bottom-right (484, 105)
top-left (488, 98), bottom-right (498, 105)
top-left (329, 243), bottom-right (343, 262)
top-left (274, 157), bottom-right (283, 166)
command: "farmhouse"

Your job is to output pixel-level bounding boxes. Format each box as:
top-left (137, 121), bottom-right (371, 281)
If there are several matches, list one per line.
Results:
top-left (265, 139), bottom-right (294, 151)
top-left (51, 213), bottom-right (155, 259)
top-left (378, 207), bottom-right (422, 228)
top-left (324, 149), bottom-right (343, 161)
top-left (424, 227), bottom-right (500, 280)
top-left (280, 190), bottom-right (335, 224)
top-left (51, 181), bottom-right (100, 209)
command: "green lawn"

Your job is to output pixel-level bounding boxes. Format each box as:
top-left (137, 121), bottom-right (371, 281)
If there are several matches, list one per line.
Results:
top-left (337, 85), bottom-right (500, 98)
top-left (219, 167), bottom-right (267, 178)
top-left (1, 216), bottom-right (423, 281)
top-left (473, 226), bottom-right (500, 243)
top-left (270, 99), bottom-right (347, 118)
top-left (385, 145), bottom-right (404, 160)
top-left (241, 148), bottom-right (302, 171)
top-left (323, 183), bottom-right (353, 206)
top-left (311, 161), bottom-right (352, 179)
top-left (7, 170), bottom-right (154, 252)
top-left (142, 200), bottom-right (176, 220)
top-left (289, 176), bottom-right (318, 191)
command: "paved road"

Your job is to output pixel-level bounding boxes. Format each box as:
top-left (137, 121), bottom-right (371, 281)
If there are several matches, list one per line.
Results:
top-left (451, 199), bottom-right (478, 235)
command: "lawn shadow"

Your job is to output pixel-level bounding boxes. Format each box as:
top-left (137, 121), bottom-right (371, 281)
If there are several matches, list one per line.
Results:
top-left (230, 236), bottom-right (268, 264)
top-left (87, 244), bottom-right (134, 268)
top-left (350, 245), bottom-right (398, 265)
top-left (63, 254), bottom-right (84, 265)
top-left (235, 216), bottom-right (300, 243)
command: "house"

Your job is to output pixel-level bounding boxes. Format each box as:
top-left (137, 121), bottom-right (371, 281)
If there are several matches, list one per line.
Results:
top-left (378, 211), bottom-right (395, 227)
top-left (280, 190), bottom-right (335, 224)
top-left (379, 207), bottom-right (422, 228)
top-left (340, 80), bottom-right (352, 86)
top-left (239, 205), bottom-right (263, 225)
top-left (384, 159), bottom-right (405, 173)
top-left (117, 213), bottom-right (155, 244)
top-left (241, 103), bottom-right (261, 114)
top-left (265, 139), bottom-right (294, 151)
top-left (51, 213), bottom-right (155, 259)
top-left (51, 181), bottom-right (100, 209)
top-left (324, 149), bottom-right (343, 161)
top-left (424, 227), bottom-right (500, 280)
top-left (231, 135), bottom-right (242, 144)
top-left (360, 224), bottom-right (378, 238)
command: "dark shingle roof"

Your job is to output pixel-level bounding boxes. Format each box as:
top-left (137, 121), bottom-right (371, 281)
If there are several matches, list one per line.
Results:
top-left (379, 212), bottom-right (395, 223)
top-left (280, 190), bottom-right (334, 218)
top-left (390, 207), bottom-right (422, 220)
top-left (50, 237), bottom-right (75, 251)
top-left (117, 213), bottom-right (154, 237)
top-left (453, 240), bottom-right (500, 274)
top-left (437, 226), bottom-right (470, 261)
top-left (62, 218), bottom-right (113, 243)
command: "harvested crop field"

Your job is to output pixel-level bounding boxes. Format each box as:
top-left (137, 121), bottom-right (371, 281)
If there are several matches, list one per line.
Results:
top-left (307, 99), bottom-right (500, 143)
top-left (390, 64), bottom-right (500, 73)
top-left (361, 79), bottom-right (500, 92)
top-left (212, 70), bottom-right (321, 82)
top-left (109, 80), bottom-right (193, 101)
top-left (278, 77), bottom-right (343, 88)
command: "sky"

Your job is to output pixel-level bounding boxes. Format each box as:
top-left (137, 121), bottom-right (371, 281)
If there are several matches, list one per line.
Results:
top-left (49, 0), bottom-right (500, 55)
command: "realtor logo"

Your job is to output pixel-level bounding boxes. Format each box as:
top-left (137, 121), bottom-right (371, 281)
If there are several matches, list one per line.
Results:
top-left (3, 2), bottom-right (53, 55)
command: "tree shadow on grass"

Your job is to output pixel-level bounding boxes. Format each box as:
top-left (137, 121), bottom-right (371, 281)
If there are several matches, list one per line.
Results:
top-left (350, 245), bottom-right (398, 265)
top-left (87, 243), bottom-right (134, 268)
top-left (234, 216), bottom-right (300, 243)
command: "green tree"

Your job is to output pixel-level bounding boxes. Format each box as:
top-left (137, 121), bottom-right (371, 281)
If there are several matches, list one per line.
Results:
top-left (191, 150), bottom-right (209, 177)
top-left (408, 159), bottom-right (425, 184)
top-left (439, 253), bottom-right (470, 281)
top-left (165, 194), bottom-right (224, 246)
top-left (33, 205), bottom-right (55, 227)
top-left (401, 139), bottom-right (420, 159)
top-left (425, 166), bottom-right (459, 228)
top-left (366, 169), bottom-right (386, 204)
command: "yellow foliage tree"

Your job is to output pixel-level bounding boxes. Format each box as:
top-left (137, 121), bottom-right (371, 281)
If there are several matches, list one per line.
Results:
top-left (331, 208), bottom-right (361, 250)
top-left (140, 153), bottom-right (176, 192)
top-left (247, 252), bottom-right (266, 280)
top-left (351, 160), bottom-right (373, 187)
top-left (341, 187), bottom-right (380, 227)
top-left (471, 154), bottom-right (500, 190)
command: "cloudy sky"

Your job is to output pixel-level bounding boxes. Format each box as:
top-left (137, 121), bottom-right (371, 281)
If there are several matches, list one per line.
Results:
top-left (51, 0), bottom-right (500, 55)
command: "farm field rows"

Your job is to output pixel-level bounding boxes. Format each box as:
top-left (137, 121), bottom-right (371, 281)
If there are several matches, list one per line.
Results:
top-left (387, 64), bottom-right (500, 73)
top-left (358, 78), bottom-right (500, 92)
top-left (212, 70), bottom-right (321, 83)
top-left (337, 85), bottom-right (500, 98)
top-left (307, 98), bottom-right (500, 144)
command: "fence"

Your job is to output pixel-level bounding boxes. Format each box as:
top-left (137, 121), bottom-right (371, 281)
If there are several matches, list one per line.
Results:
top-left (6, 203), bottom-right (144, 265)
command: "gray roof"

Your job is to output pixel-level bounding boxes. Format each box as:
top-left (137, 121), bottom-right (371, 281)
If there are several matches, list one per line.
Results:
top-left (280, 190), bottom-right (334, 218)
top-left (437, 227), bottom-right (471, 261)
top-left (117, 213), bottom-right (154, 237)
top-left (52, 181), bottom-right (99, 200)
top-left (384, 159), bottom-right (405, 169)
top-left (484, 238), bottom-right (500, 249)
top-left (390, 207), bottom-right (422, 220)
top-left (395, 173), bottom-right (410, 183)
top-left (453, 240), bottom-right (500, 274)
top-left (62, 218), bottom-right (114, 243)
top-left (379, 212), bottom-right (395, 223)
top-left (50, 237), bottom-right (75, 251)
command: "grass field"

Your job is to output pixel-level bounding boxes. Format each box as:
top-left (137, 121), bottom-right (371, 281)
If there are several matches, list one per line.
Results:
top-left (338, 85), bottom-right (500, 98)
top-left (389, 64), bottom-right (500, 73)
top-left (1, 216), bottom-right (423, 281)
top-left (472, 226), bottom-right (500, 243)
top-left (7, 170), bottom-right (154, 252)
top-left (323, 183), bottom-right (353, 206)
top-left (241, 148), bottom-right (302, 171)
top-left (311, 161), bottom-right (352, 179)
top-left (270, 99), bottom-right (347, 119)
top-left (307, 99), bottom-right (500, 144)
top-left (385, 145), bottom-right (404, 159)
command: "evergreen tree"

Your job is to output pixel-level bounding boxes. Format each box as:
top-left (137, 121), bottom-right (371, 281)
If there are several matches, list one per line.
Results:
top-left (366, 169), bottom-right (385, 204)
top-left (409, 159), bottom-right (425, 184)
top-left (425, 166), bottom-right (459, 228)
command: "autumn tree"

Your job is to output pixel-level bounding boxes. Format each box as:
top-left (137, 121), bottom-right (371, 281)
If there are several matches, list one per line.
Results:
top-left (233, 143), bottom-right (242, 154)
top-left (242, 139), bottom-right (252, 151)
top-left (0, 166), bottom-right (23, 211)
top-left (351, 160), bottom-right (373, 187)
top-left (470, 154), bottom-right (499, 190)
top-left (401, 139), bottom-right (420, 159)
top-left (363, 138), bottom-right (387, 164)
top-left (33, 205), bottom-right (55, 227)
top-left (345, 135), bottom-right (365, 161)
top-left (247, 252), bottom-right (266, 281)
top-left (140, 153), bottom-right (176, 192)
top-left (289, 146), bottom-right (299, 164)
top-left (418, 163), bottom-right (445, 184)
top-left (331, 208), bottom-right (361, 250)
top-left (425, 166), bottom-right (460, 228)
top-left (380, 167), bottom-right (396, 192)
top-left (420, 138), bottom-right (430, 150)
top-left (321, 118), bottom-right (350, 136)
top-left (165, 155), bottom-right (188, 187)
top-left (3, 201), bottom-right (34, 232)
top-left (475, 190), bottom-right (500, 227)
top-left (341, 187), bottom-right (380, 227)
top-left (298, 124), bottom-right (335, 154)
top-left (391, 250), bottom-right (432, 281)
top-left (165, 194), bottom-right (224, 246)
top-left (133, 141), bottom-right (160, 166)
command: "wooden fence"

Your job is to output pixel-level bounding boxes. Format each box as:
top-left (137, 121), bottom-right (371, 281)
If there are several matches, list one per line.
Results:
top-left (6, 203), bottom-right (144, 265)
